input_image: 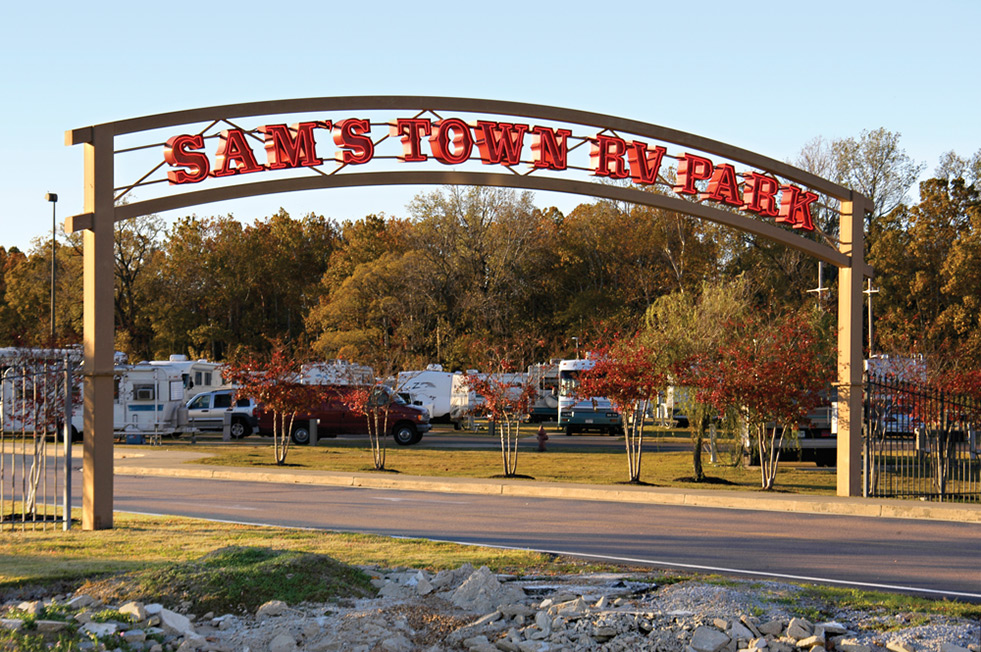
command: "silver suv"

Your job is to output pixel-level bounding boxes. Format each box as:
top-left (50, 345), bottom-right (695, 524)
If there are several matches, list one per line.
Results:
top-left (185, 389), bottom-right (257, 438)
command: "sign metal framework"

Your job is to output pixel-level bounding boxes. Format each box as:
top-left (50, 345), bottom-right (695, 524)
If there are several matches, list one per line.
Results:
top-left (66, 96), bottom-right (870, 529)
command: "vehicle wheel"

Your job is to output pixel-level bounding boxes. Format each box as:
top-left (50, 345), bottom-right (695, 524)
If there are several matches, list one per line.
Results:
top-left (392, 422), bottom-right (417, 446)
top-left (564, 425), bottom-right (575, 436)
top-left (291, 425), bottom-right (311, 445)
top-left (230, 418), bottom-right (252, 439)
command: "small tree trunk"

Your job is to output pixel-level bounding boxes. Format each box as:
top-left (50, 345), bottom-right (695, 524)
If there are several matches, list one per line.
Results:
top-left (624, 400), bottom-right (648, 483)
top-left (499, 415), bottom-right (519, 476)
top-left (508, 416), bottom-right (519, 476)
top-left (692, 430), bottom-right (704, 481)
top-left (759, 424), bottom-right (784, 490)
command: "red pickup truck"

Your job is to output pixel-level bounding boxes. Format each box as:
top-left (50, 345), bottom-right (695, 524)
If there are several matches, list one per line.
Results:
top-left (254, 384), bottom-right (431, 446)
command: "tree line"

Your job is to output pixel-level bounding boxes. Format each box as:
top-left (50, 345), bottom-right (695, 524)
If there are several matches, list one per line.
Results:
top-left (1, 130), bottom-right (979, 375)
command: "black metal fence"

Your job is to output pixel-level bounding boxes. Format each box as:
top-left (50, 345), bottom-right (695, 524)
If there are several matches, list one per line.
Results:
top-left (865, 374), bottom-right (980, 502)
top-left (0, 353), bottom-right (76, 530)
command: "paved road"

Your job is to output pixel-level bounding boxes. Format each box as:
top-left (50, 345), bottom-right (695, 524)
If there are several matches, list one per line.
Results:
top-left (108, 473), bottom-right (981, 601)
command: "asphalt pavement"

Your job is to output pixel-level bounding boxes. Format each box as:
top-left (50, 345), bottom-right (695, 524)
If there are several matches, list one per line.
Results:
top-left (108, 445), bottom-right (981, 525)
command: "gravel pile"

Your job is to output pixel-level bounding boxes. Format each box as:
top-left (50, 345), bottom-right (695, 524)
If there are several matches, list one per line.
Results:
top-left (3, 565), bottom-right (978, 652)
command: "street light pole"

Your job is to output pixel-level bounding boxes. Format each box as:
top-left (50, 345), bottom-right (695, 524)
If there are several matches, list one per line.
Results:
top-left (46, 193), bottom-right (58, 342)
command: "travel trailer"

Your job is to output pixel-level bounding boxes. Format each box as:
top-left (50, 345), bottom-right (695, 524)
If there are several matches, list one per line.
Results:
top-left (0, 350), bottom-right (236, 441)
top-left (0, 348), bottom-right (83, 439)
top-left (449, 369), bottom-right (528, 428)
top-left (109, 361), bottom-right (192, 440)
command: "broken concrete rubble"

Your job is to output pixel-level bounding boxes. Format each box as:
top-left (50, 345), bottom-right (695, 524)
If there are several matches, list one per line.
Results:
top-left (2, 565), bottom-right (977, 652)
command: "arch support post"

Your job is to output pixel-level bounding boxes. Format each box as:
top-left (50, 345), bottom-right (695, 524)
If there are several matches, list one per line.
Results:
top-left (79, 125), bottom-right (115, 529)
top-left (836, 197), bottom-right (867, 496)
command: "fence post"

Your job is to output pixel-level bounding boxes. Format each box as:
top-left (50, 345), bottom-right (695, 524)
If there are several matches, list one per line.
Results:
top-left (863, 375), bottom-right (870, 498)
top-left (63, 356), bottom-right (72, 531)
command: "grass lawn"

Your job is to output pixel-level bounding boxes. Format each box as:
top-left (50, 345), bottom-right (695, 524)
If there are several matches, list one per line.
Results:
top-left (0, 512), bottom-right (614, 592)
top-left (173, 428), bottom-right (837, 495)
top-left (2, 512), bottom-right (977, 622)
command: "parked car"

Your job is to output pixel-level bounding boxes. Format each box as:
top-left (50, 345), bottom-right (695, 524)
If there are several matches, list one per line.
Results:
top-left (254, 384), bottom-right (431, 446)
top-left (185, 389), bottom-right (258, 438)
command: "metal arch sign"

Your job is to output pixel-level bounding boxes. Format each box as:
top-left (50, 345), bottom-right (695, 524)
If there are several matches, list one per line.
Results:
top-left (166, 117), bottom-right (816, 228)
top-left (66, 96), bottom-right (859, 268)
top-left (65, 97), bottom-right (871, 530)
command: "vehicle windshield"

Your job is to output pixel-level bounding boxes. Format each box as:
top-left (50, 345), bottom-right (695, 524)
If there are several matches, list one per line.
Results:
top-left (559, 370), bottom-right (580, 397)
top-left (373, 385), bottom-right (406, 405)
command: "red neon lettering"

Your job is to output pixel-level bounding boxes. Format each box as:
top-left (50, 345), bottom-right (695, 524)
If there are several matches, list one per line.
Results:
top-left (742, 173), bottom-right (780, 216)
top-left (260, 122), bottom-right (327, 170)
top-left (704, 164), bottom-right (744, 207)
top-left (430, 118), bottom-right (474, 165)
top-left (164, 134), bottom-right (210, 184)
top-left (530, 126), bottom-right (572, 170)
top-left (473, 121), bottom-right (527, 166)
top-left (390, 118), bottom-right (432, 162)
top-left (590, 135), bottom-right (629, 179)
top-left (212, 129), bottom-right (263, 177)
top-left (673, 153), bottom-right (714, 195)
top-left (333, 118), bottom-right (374, 165)
top-left (626, 141), bottom-right (666, 185)
top-left (777, 185), bottom-right (817, 230)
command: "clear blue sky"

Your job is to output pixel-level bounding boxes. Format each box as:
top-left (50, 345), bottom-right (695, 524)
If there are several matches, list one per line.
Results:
top-left (2, 0), bottom-right (978, 253)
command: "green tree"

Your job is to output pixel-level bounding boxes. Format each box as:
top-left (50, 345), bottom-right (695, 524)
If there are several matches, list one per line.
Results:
top-left (831, 127), bottom-right (925, 227)
top-left (870, 177), bottom-right (981, 363)
top-left (114, 214), bottom-right (165, 360)
top-left (307, 251), bottom-right (428, 370)
top-left (407, 186), bottom-right (552, 368)
top-left (2, 236), bottom-right (82, 346)
top-left (642, 278), bottom-right (752, 480)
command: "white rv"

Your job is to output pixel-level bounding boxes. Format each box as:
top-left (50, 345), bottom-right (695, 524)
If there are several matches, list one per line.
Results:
top-left (527, 362), bottom-right (560, 422)
top-left (109, 362), bottom-right (191, 440)
top-left (1, 351), bottom-right (193, 441)
top-left (301, 360), bottom-right (374, 385)
top-left (557, 358), bottom-right (623, 435)
top-left (148, 355), bottom-right (224, 400)
top-left (396, 365), bottom-right (457, 421)
top-left (449, 369), bottom-right (527, 429)
top-left (1, 348), bottom-right (83, 439)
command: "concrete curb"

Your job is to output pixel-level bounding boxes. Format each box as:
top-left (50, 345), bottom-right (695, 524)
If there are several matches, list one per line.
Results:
top-left (113, 460), bottom-right (981, 525)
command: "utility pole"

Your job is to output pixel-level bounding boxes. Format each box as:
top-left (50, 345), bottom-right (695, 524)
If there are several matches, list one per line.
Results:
top-left (864, 279), bottom-right (880, 357)
top-left (807, 261), bottom-right (830, 307)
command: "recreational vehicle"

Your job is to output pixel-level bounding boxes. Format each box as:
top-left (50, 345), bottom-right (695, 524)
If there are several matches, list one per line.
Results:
top-left (1, 353), bottom-right (195, 441)
top-left (396, 365), bottom-right (457, 421)
top-left (526, 361), bottom-right (559, 422)
top-left (557, 358), bottom-right (623, 435)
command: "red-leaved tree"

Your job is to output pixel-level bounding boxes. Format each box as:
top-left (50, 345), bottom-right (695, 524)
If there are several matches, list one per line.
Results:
top-left (692, 313), bottom-right (834, 490)
top-left (339, 383), bottom-right (397, 471)
top-left (223, 346), bottom-right (314, 465)
top-left (578, 335), bottom-right (666, 483)
top-left (464, 352), bottom-right (537, 478)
